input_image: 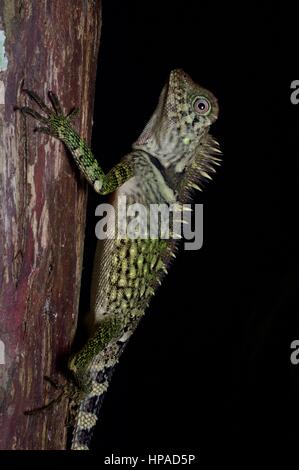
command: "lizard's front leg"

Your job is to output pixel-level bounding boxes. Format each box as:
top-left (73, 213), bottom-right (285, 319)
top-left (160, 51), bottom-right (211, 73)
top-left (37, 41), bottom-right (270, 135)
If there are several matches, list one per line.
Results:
top-left (16, 90), bottom-right (133, 195)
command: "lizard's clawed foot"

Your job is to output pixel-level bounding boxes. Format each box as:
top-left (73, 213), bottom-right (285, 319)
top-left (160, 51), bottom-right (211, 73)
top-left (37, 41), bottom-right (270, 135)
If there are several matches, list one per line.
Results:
top-left (15, 89), bottom-right (79, 137)
top-left (24, 375), bottom-right (77, 416)
top-left (24, 391), bottom-right (65, 415)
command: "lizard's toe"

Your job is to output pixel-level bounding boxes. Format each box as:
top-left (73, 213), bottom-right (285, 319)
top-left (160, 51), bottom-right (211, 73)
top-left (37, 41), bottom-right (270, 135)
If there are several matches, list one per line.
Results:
top-left (22, 89), bottom-right (52, 116)
top-left (16, 106), bottom-right (48, 124)
top-left (48, 91), bottom-right (63, 115)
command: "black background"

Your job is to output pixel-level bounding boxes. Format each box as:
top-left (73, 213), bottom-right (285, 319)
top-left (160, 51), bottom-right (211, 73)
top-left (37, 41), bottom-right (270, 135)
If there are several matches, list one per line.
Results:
top-left (79, 0), bottom-right (299, 462)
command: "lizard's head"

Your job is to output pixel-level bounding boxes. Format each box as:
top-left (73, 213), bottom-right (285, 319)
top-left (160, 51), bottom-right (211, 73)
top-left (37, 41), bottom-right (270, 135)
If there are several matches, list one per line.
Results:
top-left (132, 69), bottom-right (219, 175)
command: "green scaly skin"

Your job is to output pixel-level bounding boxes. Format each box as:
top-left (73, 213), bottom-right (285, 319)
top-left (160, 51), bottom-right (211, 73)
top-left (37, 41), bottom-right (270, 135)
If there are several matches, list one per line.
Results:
top-left (18, 89), bottom-right (133, 194)
top-left (17, 69), bottom-right (221, 450)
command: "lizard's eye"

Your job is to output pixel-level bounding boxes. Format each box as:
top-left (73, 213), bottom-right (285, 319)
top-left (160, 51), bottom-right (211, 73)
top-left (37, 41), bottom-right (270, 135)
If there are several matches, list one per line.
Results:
top-left (193, 96), bottom-right (211, 116)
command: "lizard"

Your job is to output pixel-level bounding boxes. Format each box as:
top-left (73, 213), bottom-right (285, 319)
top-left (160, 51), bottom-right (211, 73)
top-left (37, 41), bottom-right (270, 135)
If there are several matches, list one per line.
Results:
top-left (16, 69), bottom-right (221, 450)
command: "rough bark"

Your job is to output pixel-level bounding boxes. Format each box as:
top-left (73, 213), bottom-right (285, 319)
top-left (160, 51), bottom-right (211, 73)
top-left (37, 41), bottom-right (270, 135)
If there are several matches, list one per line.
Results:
top-left (0, 0), bottom-right (102, 450)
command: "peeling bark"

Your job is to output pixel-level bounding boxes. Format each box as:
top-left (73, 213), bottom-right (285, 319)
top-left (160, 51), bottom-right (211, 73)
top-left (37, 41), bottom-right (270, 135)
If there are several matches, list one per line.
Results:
top-left (0, 0), bottom-right (102, 450)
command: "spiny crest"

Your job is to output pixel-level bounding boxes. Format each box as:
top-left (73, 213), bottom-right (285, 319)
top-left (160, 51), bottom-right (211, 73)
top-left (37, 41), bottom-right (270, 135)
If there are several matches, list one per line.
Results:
top-left (178, 134), bottom-right (222, 202)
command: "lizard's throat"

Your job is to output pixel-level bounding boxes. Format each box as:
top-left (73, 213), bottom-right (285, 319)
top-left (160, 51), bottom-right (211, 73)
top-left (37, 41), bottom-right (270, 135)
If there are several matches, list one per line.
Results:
top-left (147, 151), bottom-right (191, 194)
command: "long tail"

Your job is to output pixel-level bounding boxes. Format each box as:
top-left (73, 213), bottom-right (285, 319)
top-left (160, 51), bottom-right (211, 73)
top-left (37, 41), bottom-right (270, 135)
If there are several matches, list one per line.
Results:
top-left (71, 375), bottom-right (109, 449)
top-left (70, 341), bottom-right (128, 450)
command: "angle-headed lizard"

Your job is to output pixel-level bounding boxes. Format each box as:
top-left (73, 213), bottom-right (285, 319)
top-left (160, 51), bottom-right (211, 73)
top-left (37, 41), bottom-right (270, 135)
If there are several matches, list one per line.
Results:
top-left (16, 69), bottom-right (221, 450)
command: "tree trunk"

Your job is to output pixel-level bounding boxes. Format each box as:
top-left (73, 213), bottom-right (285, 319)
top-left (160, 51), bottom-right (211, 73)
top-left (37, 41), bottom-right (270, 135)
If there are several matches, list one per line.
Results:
top-left (0, 0), bottom-right (102, 450)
